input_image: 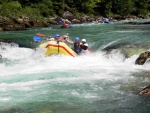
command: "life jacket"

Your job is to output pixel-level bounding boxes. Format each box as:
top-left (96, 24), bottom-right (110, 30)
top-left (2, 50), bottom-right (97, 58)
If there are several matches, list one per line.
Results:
top-left (80, 44), bottom-right (88, 50)
top-left (57, 36), bottom-right (63, 41)
top-left (62, 23), bottom-right (68, 28)
top-left (80, 43), bottom-right (93, 52)
top-left (74, 42), bottom-right (81, 54)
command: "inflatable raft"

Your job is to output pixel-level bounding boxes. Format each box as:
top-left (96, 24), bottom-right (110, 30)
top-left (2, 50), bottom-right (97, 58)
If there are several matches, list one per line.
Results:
top-left (39, 41), bottom-right (76, 57)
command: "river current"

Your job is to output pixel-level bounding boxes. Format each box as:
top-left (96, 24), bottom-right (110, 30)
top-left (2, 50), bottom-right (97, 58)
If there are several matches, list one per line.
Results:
top-left (0, 20), bottom-right (150, 113)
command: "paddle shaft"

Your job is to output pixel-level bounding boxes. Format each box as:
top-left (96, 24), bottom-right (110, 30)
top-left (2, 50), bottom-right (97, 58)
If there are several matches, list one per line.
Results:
top-left (57, 41), bottom-right (59, 54)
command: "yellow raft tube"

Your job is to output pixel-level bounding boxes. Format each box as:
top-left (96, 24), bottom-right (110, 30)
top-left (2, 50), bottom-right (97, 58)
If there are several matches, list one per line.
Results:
top-left (39, 41), bottom-right (76, 57)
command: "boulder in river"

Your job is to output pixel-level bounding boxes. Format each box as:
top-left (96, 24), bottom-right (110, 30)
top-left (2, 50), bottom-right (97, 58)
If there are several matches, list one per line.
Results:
top-left (135, 51), bottom-right (150, 65)
top-left (138, 85), bottom-right (150, 95)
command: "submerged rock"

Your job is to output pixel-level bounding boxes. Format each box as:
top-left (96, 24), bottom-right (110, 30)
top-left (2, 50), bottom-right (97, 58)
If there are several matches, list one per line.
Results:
top-left (121, 48), bottom-right (147, 58)
top-left (126, 21), bottom-right (150, 25)
top-left (103, 43), bottom-right (148, 59)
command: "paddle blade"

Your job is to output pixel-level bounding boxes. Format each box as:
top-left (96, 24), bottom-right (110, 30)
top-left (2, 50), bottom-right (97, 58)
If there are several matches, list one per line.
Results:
top-left (36, 33), bottom-right (45, 37)
top-left (33, 36), bottom-right (42, 41)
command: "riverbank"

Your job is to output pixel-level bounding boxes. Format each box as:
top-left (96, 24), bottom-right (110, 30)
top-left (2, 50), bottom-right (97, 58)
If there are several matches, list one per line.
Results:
top-left (0, 11), bottom-right (150, 31)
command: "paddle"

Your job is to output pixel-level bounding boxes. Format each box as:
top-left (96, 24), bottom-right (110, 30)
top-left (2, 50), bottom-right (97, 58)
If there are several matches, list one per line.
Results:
top-left (33, 36), bottom-right (42, 41)
top-left (57, 41), bottom-right (59, 54)
top-left (36, 33), bottom-right (46, 37)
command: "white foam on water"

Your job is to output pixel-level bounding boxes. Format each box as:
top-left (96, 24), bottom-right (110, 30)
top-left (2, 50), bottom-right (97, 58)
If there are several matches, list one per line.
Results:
top-left (0, 42), bottom-right (147, 106)
top-left (0, 80), bottom-right (49, 92)
top-left (0, 97), bottom-right (10, 102)
top-left (0, 42), bottom-right (145, 76)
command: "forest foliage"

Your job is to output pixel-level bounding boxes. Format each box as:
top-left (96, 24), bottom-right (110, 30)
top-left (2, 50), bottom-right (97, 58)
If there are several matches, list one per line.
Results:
top-left (0, 0), bottom-right (149, 19)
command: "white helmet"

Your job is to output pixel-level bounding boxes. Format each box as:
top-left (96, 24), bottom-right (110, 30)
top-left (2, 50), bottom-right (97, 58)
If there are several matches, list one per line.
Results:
top-left (84, 43), bottom-right (88, 46)
top-left (82, 39), bottom-right (86, 42)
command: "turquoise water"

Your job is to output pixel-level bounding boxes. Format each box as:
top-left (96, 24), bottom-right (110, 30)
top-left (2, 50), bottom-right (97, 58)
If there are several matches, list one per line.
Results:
top-left (0, 20), bottom-right (150, 113)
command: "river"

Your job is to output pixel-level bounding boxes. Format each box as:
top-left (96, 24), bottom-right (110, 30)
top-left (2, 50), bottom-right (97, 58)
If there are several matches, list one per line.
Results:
top-left (0, 20), bottom-right (150, 113)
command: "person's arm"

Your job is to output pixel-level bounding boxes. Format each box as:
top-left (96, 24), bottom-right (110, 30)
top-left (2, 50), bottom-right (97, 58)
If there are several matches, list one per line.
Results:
top-left (66, 33), bottom-right (73, 44)
top-left (66, 38), bottom-right (73, 44)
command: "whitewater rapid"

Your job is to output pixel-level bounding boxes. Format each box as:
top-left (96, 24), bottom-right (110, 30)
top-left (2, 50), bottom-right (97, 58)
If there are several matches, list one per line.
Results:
top-left (0, 42), bottom-right (145, 76)
top-left (0, 40), bottom-right (150, 113)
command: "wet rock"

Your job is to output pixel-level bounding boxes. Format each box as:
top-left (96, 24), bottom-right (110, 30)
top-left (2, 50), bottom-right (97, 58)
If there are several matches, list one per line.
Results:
top-left (102, 43), bottom-right (148, 58)
top-left (0, 16), bottom-right (51, 31)
top-left (63, 19), bottom-right (71, 24)
top-left (87, 16), bottom-right (96, 22)
top-left (71, 19), bottom-right (81, 24)
top-left (125, 21), bottom-right (150, 25)
top-left (80, 16), bottom-right (88, 23)
top-left (121, 48), bottom-right (147, 58)
top-left (46, 17), bottom-right (58, 25)
top-left (0, 27), bottom-right (3, 31)
top-left (138, 85), bottom-right (150, 95)
top-left (135, 51), bottom-right (150, 65)
top-left (0, 14), bottom-right (117, 31)
top-left (3, 23), bottom-right (26, 31)
top-left (0, 16), bottom-right (27, 31)
top-left (62, 11), bottom-right (75, 20)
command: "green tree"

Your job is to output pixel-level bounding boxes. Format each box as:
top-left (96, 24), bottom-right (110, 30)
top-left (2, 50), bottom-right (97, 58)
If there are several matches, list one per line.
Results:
top-left (116, 0), bottom-right (135, 16)
top-left (51, 0), bottom-right (64, 15)
top-left (0, 1), bottom-right (22, 17)
top-left (73, 0), bottom-right (98, 14)
top-left (95, 0), bottom-right (113, 17)
top-left (134, 0), bottom-right (150, 16)
top-left (30, 0), bottom-right (55, 17)
top-left (0, 0), bottom-right (149, 20)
